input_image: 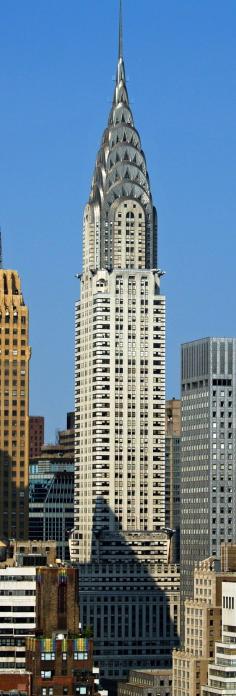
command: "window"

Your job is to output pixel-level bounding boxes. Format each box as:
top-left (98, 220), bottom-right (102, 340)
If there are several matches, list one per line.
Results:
top-left (41, 670), bottom-right (52, 679)
top-left (74, 651), bottom-right (88, 660)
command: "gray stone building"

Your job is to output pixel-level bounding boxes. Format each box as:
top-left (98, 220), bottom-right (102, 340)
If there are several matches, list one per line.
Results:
top-left (181, 337), bottom-right (236, 619)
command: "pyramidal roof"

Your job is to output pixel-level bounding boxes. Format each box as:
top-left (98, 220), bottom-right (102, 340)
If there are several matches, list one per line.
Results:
top-left (89, 1), bottom-right (152, 211)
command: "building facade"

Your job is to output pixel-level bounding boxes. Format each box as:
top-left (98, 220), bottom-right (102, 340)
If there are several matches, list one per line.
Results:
top-left (0, 670), bottom-right (31, 694)
top-left (0, 269), bottom-right (30, 539)
top-left (181, 338), bottom-right (236, 607)
top-left (165, 399), bottom-right (181, 564)
top-left (79, 529), bottom-right (179, 679)
top-left (29, 416), bottom-right (44, 459)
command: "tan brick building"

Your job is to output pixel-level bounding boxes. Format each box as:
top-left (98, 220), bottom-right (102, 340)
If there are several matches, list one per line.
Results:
top-left (173, 547), bottom-right (236, 696)
top-left (0, 269), bottom-right (30, 539)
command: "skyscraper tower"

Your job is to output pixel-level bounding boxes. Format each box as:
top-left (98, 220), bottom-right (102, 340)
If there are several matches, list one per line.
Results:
top-left (74, 2), bottom-right (165, 564)
top-left (73, 6), bottom-right (180, 681)
top-left (0, 267), bottom-right (30, 539)
top-left (180, 337), bottom-right (236, 633)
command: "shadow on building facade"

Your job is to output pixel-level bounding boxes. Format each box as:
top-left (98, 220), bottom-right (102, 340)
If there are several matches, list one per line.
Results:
top-left (78, 497), bottom-right (180, 693)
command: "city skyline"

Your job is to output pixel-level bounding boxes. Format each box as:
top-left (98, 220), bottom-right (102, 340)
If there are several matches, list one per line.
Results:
top-left (1, 0), bottom-right (236, 439)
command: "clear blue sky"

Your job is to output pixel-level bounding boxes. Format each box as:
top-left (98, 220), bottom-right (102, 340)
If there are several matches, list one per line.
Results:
top-left (1, 1), bottom-right (236, 441)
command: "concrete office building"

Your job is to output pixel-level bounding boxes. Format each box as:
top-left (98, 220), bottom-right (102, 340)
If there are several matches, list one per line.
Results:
top-left (202, 581), bottom-right (236, 695)
top-left (0, 269), bottom-right (30, 539)
top-left (165, 400), bottom-right (181, 564)
top-left (71, 5), bottom-right (180, 682)
top-left (173, 544), bottom-right (236, 696)
top-left (181, 338), bottom-right (236, 609)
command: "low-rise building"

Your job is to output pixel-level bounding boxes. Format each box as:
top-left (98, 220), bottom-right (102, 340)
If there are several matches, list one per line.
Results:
top-left (25, 565), bottom-right (98, 696)
top-left (118, 668), bottom-right (172, 696)
top-left (0, 540), bottom-right (56, 670)
top-left (0, 669), bottom-right (31, 693)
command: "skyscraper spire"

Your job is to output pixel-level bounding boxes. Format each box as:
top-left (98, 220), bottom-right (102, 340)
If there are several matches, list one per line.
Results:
top-left (118, 0), bottom-right (123, 60)
top-left (87, 0), bottom-right (157, 272)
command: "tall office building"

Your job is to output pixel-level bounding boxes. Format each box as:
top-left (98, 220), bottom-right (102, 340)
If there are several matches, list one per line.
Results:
top-left (73, 0), bottom-right (165, 565)
top-left (72, 6), bottom-right (180, 683)
top-left (0, 269), bottom-right (30, 539)
top-left (181, 338), bottom-right (236, 612)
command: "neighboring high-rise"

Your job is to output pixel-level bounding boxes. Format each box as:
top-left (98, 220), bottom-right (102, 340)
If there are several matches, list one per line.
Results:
top-left (72, 4), bottom-right (180, 683)
top-left (29, 416), bottom-right (44, 458)
top-left (0, 269), bottom-right (30, 539)
top-left (165, 399), bottom-right (181, 563)
top-left (181, 338), bottom-right (236, 609)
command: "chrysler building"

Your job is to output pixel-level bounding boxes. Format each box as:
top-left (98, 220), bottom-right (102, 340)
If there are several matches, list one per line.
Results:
top-left (74, 4), bottom-right (165, 563)
top-left (72, 3), bottom-right (179, 681)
